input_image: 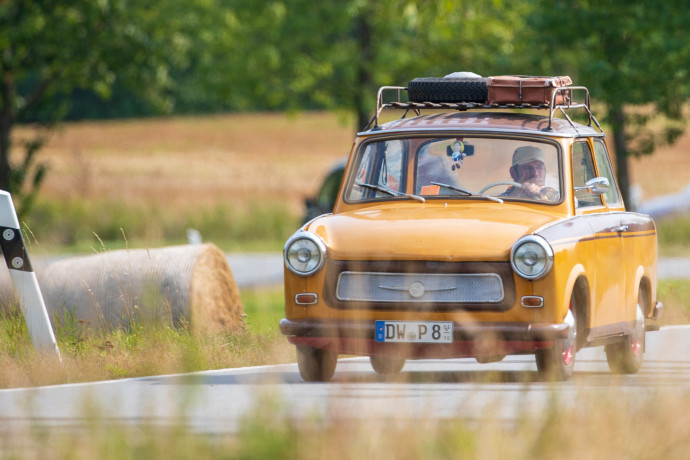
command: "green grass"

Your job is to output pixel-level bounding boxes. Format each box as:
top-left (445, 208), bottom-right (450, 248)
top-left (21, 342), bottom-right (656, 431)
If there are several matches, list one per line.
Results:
top-left (658, 279), bottom-right (690, 325)
top-left (656, 215), bottom-right (690, 257)
top-left (0, 287), bottom-right (292, 389)
top-left (22, 197), bottom-right (299, 254)
top-left (242, 288), bottom-right (287, 335)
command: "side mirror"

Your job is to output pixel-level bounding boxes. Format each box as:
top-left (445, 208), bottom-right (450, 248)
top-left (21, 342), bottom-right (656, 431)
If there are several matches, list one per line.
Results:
top-left (575, 177), bottom-right (609, 195)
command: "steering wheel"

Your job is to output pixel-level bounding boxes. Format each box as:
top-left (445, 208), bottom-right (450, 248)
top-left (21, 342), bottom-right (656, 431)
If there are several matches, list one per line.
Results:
top-left (479, 181), bottom-right (522, 195)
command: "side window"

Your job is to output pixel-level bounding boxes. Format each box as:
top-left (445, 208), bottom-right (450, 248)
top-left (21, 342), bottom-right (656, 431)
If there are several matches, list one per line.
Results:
top-left (377, 140), bottom-right (404, 192)
top-left (346, 144), bottom-right (376, 201)
top-left (571, 141), bottom-right (603, 208)
top-left (593, 139), bottom-right (622, 207)
top-left (346, 140), bottom-right (405, 201)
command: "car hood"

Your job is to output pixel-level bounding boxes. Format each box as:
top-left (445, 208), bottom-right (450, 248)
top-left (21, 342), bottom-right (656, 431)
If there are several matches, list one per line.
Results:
top-left (306, 202), bottom-right (561, 261)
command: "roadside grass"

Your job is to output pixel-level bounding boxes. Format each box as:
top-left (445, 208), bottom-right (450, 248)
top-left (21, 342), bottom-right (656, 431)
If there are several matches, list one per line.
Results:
top-left (658, 279), bottom-right (690, 325)
top-left (656, 214), bottom-right (690, 258)
top-left (0, 287), bottom-right (292, 389)
top-left (2, 389), bottom-right (690, 459)
top-left (23, 198), bottom-right (298, 254)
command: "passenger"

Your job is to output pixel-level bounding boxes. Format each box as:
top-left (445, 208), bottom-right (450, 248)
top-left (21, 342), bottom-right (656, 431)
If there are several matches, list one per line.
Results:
top-left (502, 146), bottom-right (559, 201)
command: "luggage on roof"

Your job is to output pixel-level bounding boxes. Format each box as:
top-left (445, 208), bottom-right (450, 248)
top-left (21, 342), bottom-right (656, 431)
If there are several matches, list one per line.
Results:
top-left (487, 75), bottom-right (572, 105)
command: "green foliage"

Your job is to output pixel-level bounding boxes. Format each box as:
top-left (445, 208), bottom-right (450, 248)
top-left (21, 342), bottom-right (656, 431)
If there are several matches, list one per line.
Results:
top-left (0, 0), bottom-right (192, 214)
top-left (4, 0), bottom-right (690, 218)
top-left (525, 0), bottom-right (690, 203)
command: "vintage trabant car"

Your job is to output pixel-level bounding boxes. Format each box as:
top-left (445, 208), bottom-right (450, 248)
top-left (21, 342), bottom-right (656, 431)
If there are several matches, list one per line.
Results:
top-left (280, 78), bottom-right (662, 381)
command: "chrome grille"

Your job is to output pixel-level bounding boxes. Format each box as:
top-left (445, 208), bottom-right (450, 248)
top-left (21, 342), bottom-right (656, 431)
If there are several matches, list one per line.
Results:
top-left (336, 271), bottom-right (504, 304)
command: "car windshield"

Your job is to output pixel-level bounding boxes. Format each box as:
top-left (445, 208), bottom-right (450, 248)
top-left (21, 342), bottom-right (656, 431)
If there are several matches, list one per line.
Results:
top-left (345, 136), bottom-right (561, 204)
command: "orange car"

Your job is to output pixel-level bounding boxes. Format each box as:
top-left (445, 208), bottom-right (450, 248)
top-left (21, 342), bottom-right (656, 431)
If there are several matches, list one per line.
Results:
top-left (280, 77), bottom-right (662, 381)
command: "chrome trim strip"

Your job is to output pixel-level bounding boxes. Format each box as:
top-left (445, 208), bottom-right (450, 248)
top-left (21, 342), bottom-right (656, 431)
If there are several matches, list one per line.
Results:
top-left (336, 271), bottom-right (504, 303)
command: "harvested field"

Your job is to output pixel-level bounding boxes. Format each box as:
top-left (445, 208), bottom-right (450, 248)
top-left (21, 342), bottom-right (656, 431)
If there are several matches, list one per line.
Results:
top-left (18, 112), bottom-right (354, 216)
top-left (14, 111), bottom-right (690, 216)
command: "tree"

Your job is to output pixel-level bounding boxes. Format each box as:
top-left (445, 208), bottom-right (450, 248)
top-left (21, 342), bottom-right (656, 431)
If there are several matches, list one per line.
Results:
top-left (0, 0), bottom-right (189, 216)
top-left (194, 0), bottom-right (532, 131)
top-left (527, 0), bottom-right (690, 206)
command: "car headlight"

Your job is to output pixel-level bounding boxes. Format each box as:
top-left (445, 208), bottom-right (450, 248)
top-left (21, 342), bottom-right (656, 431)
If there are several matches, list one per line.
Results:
top-left (284, 232), bottom-right (327, 276)
top-left (511, 235), bottom-right (554, 280)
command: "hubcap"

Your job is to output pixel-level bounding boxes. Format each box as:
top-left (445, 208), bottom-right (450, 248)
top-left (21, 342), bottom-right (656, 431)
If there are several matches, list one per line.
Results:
top-left (631, 304), bottom-right (644, 357)
top-left (562, 306), bottom-right (576, 365)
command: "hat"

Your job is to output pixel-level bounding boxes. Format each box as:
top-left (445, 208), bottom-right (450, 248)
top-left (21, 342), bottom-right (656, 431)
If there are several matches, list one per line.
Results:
top-left (512, 146), bottom-right (544, 166)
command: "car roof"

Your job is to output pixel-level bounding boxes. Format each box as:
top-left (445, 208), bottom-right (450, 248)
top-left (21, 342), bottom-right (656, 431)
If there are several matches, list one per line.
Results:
top-left (366, 111), bottom-right (604, 139)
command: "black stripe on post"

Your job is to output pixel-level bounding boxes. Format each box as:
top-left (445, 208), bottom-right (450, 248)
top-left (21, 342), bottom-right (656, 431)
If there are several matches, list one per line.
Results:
top-left (0, 226), bottom-right (33, 272)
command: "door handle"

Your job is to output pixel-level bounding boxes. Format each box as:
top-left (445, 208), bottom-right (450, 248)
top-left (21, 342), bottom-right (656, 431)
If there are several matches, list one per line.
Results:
top-left (613, 225), bottom-right (628, 233)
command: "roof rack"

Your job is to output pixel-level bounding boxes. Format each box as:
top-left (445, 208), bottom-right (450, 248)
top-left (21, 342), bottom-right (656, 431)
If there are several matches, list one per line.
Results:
top-left (371, 85), bottom-right (603, 133)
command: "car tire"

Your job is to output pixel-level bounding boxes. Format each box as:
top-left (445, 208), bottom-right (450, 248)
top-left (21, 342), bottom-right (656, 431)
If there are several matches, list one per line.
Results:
top-left (296, 345), bottom-right (338, 382)
top-left (605, 303), bottom-right (645, 374)
top-left (369, 355), bottom-right (406, 374)
top-left (535, 300), bottom-right (577, 381)
top-left (407, 77), bottom-right (488, 103)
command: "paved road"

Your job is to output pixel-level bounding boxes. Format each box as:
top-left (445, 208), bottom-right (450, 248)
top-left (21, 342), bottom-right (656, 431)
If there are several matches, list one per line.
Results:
top-left (228, 254), bottom-right (690, 288)
top-left (1, 326), bottom-right (688, 434)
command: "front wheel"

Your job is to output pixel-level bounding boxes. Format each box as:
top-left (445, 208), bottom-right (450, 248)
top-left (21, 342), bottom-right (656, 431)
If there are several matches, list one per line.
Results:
top-left (370, 355), bottom-right (406, 375)
top-left (296, 345), bottom-right (338, 382)
top-left (535, 305), bottom-right (577, 381)
top-left (605, 303), bottom-right (645, 374)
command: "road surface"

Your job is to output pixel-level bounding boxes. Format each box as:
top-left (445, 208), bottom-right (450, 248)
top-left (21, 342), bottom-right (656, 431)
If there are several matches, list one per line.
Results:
top-left (1, 326), bottom-right (688, 434)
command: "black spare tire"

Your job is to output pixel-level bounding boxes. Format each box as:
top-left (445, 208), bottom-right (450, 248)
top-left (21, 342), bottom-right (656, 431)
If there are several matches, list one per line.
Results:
top-left (408, 77), bottom-right (488, 103)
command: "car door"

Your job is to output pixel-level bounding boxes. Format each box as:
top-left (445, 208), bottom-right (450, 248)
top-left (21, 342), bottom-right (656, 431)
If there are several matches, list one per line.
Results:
top-left (571, 140), bottom-right (625, 335)
top-left (592, 139), bottom-right (634, 326)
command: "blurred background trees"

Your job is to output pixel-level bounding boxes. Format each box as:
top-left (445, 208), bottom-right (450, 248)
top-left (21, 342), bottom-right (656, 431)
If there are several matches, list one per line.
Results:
top-left (526, 0), bottom-right (690, 211)
top-left (2, 0), bottom-right (689, 211)
top-left (0, 0), bottom-right (189, 216)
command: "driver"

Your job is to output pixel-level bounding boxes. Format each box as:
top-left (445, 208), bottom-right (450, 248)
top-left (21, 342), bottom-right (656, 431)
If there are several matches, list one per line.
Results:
top-left (502, 146), bottom-right (559, 201)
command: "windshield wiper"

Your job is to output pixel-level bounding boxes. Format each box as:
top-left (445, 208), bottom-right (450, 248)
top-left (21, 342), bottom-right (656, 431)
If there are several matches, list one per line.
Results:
top-left (430, 181), bottom-right (503, 204)
top-left (355, 181), bottom-right (426, 203)
top-left (430, 181), bottom-right (472, 196)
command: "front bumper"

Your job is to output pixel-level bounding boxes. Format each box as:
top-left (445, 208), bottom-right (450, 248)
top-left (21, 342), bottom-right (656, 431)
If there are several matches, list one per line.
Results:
top-left (280, 318), bottom-right (569, 359)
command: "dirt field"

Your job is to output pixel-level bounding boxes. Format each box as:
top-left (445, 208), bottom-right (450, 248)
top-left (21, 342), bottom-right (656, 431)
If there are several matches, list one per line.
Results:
top-left (15, 111), bottom-right (690, 214)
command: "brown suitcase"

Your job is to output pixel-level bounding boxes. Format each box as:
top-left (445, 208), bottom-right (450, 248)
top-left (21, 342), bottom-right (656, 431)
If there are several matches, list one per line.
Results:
top-left (487, 75), bottom-right (572, 105)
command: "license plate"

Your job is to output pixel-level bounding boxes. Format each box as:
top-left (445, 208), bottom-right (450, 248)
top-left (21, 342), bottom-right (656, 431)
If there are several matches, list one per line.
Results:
top-left (375, 321), bottom-right (453, 343)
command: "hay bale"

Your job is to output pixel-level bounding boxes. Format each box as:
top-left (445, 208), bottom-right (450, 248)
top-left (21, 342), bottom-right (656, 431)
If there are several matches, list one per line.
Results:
top-left (31, 243), bottom-right (243, 332)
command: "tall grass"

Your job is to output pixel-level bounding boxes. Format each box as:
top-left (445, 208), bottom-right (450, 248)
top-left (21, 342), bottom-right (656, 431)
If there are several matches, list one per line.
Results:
top-left (2, 389), bottom-right (690, 459)
top-left (656, 214), bottom-right (690, 257)
top-left (0, 287), bottom-right (293, 389)
top-left (23, 197), bottom-right (299, 253)
top-left (658, 279), bottom-right (690, 324)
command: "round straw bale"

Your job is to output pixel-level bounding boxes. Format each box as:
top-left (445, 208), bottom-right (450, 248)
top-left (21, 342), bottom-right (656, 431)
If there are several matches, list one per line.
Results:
top-left (32, 243), bottom-right (243, 332)
top-left (188, 243), bottom-right (244, 333)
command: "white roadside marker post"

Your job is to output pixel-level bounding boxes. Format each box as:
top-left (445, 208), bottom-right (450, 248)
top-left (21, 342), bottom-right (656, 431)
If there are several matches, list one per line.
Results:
top-left (0, 191), bottom-right (61, 361)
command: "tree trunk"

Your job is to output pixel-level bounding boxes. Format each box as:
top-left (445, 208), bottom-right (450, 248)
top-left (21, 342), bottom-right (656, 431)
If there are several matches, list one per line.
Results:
top-left (354, 13), bottom-right (373, 132)
top-left (0, 75), bottom-right (13, 192)
top-left (609, 104), bottom-right (632, 208)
